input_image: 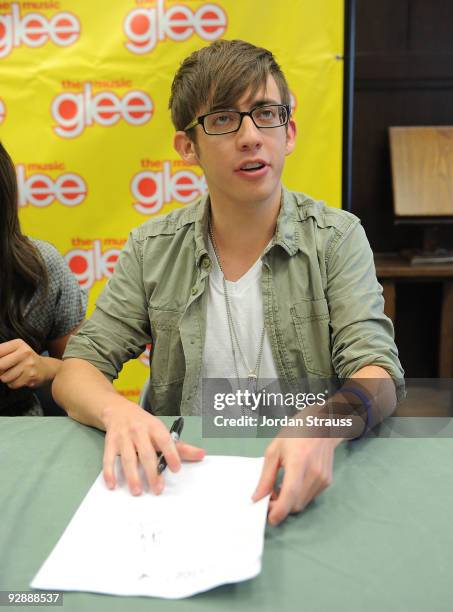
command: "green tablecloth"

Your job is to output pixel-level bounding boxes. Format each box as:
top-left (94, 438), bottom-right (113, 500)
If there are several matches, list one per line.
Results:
top-left (1, 416), bottom-right (452, 612)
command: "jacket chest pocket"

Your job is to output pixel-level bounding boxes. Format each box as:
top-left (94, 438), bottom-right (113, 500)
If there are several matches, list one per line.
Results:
top-left (148, 308), bottom-right (186, 386)
top-left (291, 298), bottom-right (334, 376)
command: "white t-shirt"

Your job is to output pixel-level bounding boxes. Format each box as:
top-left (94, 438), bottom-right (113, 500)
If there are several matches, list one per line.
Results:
top-left (202, 238), bottom-right (278, 381)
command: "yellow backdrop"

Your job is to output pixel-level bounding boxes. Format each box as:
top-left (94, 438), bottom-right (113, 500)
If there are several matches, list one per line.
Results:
top-left (0, 0), bottom-right (344, 402)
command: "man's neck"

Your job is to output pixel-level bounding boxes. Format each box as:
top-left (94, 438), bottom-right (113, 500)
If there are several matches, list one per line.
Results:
top-left (208, 187), bottom-right (282, 282)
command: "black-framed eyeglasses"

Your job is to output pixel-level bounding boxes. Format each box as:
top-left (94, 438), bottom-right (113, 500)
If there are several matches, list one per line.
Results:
top-left (183, 104), bottom-right (290, 135)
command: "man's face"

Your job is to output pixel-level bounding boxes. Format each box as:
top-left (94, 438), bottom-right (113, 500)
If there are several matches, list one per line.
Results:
top-left (174, 74), bottom-right (296, 209)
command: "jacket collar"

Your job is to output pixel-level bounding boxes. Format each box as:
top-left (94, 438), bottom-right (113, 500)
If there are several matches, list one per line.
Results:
top-left (191, 187), bottom-right (309, 267)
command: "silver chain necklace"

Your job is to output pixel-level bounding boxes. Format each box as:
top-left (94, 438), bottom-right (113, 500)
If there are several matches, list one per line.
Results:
top-left (208, 222), bottom-right (265, 394)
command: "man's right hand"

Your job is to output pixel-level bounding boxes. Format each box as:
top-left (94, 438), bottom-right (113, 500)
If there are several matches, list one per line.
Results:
top-left (52, 359), bottom-right (205, 495)
top-left (102, 398), bottom-right (205, 496)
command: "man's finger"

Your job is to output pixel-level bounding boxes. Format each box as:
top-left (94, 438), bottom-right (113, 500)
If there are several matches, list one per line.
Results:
top-left (252, 448), bottom-right (280, 502)
top-left (152, 426), bottom-right (181, 473)
top-left (134, 431), bottom-right (162, 494)
top-left (119, 441), bottom-right (142, 496)
top-left (103, 436), bottom-right (118, 490)
top-left (267, 461), bottom-right (306, 525)
top-left (175, 441), bottom-right (205, 462)
top-left (293, 456), bottom-right (333, 512)
top-left (294, 479), bottom-right (325, 514)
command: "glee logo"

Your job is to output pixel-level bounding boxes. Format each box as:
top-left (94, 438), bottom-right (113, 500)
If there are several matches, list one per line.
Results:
top-left (0, 98), bottom-right (5, 124)
top-left (124, 0), bottom-right (227, 55)
top-left (131, 161), bottom-right (207, 215)
top-left (16, 165), bottom-right (87, 208)
top-left (65, 240), bottom-right (120, 289)
top-left (0, 3), bottom-right (80, 59)
top-left (51, 83), bottom-right (153, 138)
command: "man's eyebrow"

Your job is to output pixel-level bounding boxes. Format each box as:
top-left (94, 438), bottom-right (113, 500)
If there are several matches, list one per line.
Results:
top-left (248, 98), bottom-right (281, 107)
top-left (208, 98), bottom-right (281, 112)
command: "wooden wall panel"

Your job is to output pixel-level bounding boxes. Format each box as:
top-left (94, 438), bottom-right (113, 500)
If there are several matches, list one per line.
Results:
top-left (352, 0), bottom-right (453, 376)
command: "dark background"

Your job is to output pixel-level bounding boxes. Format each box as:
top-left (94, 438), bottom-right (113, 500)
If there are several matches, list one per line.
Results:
top-left (351, 0), bottom-right (453, 377)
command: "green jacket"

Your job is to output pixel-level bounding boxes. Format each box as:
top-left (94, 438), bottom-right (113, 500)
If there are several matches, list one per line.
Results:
top-left (64, 188), bottom-right (404, 415)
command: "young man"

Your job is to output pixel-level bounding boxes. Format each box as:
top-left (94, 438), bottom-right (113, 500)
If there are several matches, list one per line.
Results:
top-left (53, 40), bottom-right (404, 525)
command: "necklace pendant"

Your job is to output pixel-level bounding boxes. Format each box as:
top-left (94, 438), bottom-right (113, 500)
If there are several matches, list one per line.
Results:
top-left (247, 373), bottom-right (258, 393)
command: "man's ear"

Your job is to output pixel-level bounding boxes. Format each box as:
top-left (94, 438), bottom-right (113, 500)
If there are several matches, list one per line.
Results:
top-left (285, 119), bottom-right (297, 156)
top-left (174, 131), bottom-right (200, 166)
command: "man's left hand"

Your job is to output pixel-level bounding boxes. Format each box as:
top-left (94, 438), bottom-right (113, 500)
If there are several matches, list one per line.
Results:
top-left (252, 435), bottom-right (342, 525)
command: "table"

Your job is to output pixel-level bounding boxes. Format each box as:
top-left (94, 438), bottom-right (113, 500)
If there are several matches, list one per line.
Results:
top-left (2, 416), bottom-right (453, 612)
top-left (374, 253), bottom-right (453, 377)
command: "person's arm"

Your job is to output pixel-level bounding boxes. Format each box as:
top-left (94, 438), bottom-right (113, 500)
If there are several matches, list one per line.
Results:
top-left (0, 238), bottom-right (88, 390)
top-left (0, 325), bottom-right (81, 389)
top-left (252, 365), bottom-right (395, 525)
top-left (53, 357), bottom-right (205, 495)
top-left (0, 338), bottom-right (59, 388)
top-left (53, 232), bottom-right (204, 495)
top-left (253, 220), bottom-right (404, 525)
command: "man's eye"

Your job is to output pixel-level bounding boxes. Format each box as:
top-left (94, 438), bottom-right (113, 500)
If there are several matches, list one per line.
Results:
top-left (256, 108), bottom-right (276, 121)
top-left (213, 114), bottom-right (232, 125)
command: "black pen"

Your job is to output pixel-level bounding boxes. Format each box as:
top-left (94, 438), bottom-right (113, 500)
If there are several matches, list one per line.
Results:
top-left (157, 416), bottom-right (184, 474)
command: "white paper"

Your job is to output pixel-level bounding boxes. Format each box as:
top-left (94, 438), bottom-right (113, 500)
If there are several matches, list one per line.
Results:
top-left (31, 456), bottom-right (269, 599)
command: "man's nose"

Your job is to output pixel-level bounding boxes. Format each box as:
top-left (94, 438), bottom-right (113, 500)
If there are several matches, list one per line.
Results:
top-left (236, 115), bottom-right (263, 148)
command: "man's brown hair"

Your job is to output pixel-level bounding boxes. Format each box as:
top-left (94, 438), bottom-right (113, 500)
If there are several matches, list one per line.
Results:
top-left (169, 39), bottom-right (290, 137)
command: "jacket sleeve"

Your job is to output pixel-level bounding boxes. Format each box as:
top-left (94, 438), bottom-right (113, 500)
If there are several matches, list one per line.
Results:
top-left (63, 232), bottom-right (150, 381)
top-left (326, 221), bottom-right (405, 399)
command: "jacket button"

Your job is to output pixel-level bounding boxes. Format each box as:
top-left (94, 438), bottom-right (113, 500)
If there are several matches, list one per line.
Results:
top-left (202, 257), bottom-right (211, 269)
top-left (191, 286), bottom-right (197, 295)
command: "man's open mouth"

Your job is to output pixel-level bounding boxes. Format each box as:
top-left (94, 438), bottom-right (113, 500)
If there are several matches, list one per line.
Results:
top-left (239, 162), bottom-right (266, 172)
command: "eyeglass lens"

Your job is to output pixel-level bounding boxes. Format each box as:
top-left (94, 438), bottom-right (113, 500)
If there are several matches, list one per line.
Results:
top-left (204, 105), bottom-right (288, 134)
